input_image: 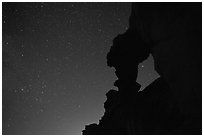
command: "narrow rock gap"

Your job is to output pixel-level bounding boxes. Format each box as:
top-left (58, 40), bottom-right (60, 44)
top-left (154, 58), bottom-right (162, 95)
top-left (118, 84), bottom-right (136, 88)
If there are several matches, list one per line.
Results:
top-left (137, 54), bottom-right (160, 91)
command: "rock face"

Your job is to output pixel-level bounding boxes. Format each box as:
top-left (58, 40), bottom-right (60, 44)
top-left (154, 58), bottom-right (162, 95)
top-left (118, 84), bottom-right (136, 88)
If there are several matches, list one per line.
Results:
top-left (83, 78), bottom-right (184, 135)
top-left (82, 3), bottom-right (201, 135)
top-left (129, 3), bottom-right (202, 134)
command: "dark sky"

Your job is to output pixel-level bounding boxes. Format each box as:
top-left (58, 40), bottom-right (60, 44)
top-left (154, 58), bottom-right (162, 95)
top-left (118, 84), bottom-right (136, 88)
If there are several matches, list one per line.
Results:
top-left (2, 2), bottom-right (159, 135)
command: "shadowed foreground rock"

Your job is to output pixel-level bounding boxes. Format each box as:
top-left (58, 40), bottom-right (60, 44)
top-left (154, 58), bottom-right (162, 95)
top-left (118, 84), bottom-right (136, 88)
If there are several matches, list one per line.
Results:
top-left (82, 30), bottom-right (184, 135)
top-left (83, 77), bottom-right (184, 135)
top-left (83, 3), bottom-right (201, 135)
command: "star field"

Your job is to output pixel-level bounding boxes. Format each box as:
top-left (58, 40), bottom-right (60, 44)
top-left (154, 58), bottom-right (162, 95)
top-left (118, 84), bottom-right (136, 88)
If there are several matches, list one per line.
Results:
top-left (3, 2), bottom-right (159, 135)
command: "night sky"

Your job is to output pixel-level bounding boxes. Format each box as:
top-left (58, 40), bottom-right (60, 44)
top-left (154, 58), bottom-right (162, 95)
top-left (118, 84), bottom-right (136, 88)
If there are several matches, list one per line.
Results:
top-left (2, 2), bottom-right (159, 135)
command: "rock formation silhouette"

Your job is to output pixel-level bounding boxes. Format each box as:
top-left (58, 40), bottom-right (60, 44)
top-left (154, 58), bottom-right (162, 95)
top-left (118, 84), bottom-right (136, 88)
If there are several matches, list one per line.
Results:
top-left (83, 3), bottom-right (201, 135)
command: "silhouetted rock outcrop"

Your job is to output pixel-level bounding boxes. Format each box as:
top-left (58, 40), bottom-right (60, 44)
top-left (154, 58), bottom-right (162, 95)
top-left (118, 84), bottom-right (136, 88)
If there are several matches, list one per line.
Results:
top-left (83, 77), bottom-right (184, 135)
top-left (128, 2), bottom-right (202, 134)
top-left (83, 3), bottom-right (201, 135)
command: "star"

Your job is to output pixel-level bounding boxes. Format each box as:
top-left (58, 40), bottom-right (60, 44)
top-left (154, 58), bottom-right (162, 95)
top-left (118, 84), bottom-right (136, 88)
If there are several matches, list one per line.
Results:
top-left (35, 97), bottom-right (39, 102)
top-left (40, 109), bottom-right (44, 112)
top-left (98, 29), bottom-right (102, 32)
